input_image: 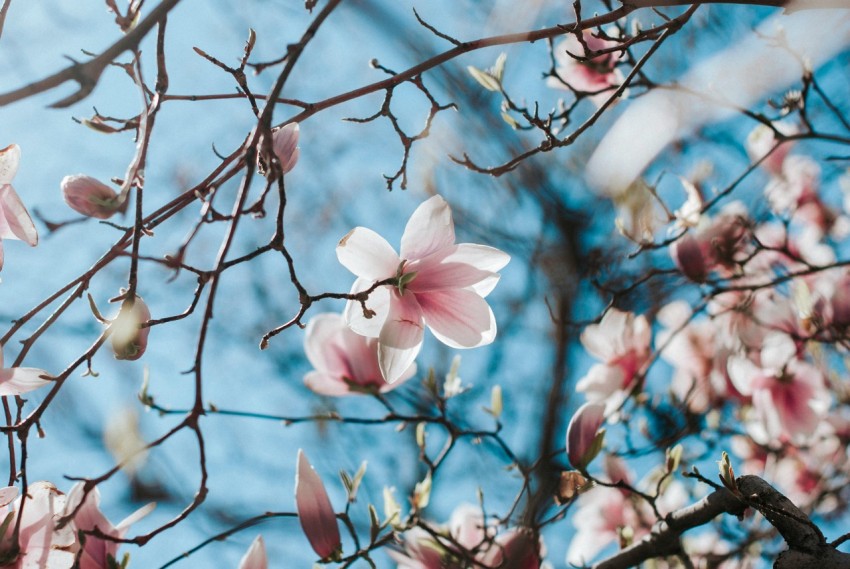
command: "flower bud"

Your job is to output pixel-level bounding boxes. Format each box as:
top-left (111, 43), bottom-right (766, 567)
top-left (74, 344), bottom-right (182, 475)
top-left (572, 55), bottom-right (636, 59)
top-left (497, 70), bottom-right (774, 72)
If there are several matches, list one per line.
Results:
top-left (295, 449), bottom-right (341, 561)
top-left (61, 175), bottom-right (125, 219)
top-left (273, 123), bottom-right (300, 174)
top-left (110, 295), bottom-right (151, 360)
top-left (238, 535), bottom-right (268, 569)
top-left (671, 233), bottom-right (708, 283)
top-left (566, 402), bottom-right (606, 470)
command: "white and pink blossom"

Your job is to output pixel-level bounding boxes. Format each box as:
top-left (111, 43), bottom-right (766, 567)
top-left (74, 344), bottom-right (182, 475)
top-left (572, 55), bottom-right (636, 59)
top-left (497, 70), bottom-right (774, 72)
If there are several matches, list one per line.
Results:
top-left (547, 30), bottom-right (625, 108)
top-left (0, 144), bottom-right (38, 271)
top-left (0, 343), bottom-right (51, 397)
top-left (338, 195), bottom-right (509, 383)
top-left (576, 308), bottom-right (651, 413)
top-left (303, 313), bottom-right (415, 395)
top-left (566, 402), bottom-right (606, 469)
top-left (64, 482), bottom-right (155, 569)
top-left (0, 482), bottom-right (76, 569)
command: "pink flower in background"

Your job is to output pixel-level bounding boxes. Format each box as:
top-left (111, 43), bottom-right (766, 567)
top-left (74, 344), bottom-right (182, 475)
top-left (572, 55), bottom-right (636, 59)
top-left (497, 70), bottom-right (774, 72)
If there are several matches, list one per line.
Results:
top-left (566, 402), bottom-right (606, 469)
top-left (0, 343), bottom-right (51, 397)
top-left (237, 536), bottom-right (267, 569)
top-left (0, 482), bottom-right (76, 569)
top-left (61, 175), bottom-right (125, 220)
top-left (295, 449), bottom-right (341, 561)
top-left (727, 332), bottom-right (830, 443)
top-left (303, 313), bottom-right (415, 395)
top-left (670, 202), bottom-right (750, 283)
top-left (746, 123), bottom-right (795, 176)
top-left (0, 144), bottom-right (38, 270)
top-left (338, 195), bottom-right (510, 383)
top-left (64, 483), bottom-right (155, 569)
top-left (576, 308), bottom-right (650, 412)
top-left (547, 30), bottom-right (625, 107)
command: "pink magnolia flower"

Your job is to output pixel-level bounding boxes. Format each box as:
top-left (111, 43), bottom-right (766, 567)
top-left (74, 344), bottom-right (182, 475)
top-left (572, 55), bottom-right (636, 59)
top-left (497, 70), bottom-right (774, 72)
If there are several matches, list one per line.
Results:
top-left (727, 332), bottom-right (830, 443)
top-left (576, 308), bottom-right (650, 413)
top-left (64, 482), bottom-right (155, 569)
top-left (547, 30), bottom-right (625, 108)
top-left (61, 175), bottom-right (125, 220)
top-left (0, 482), bottom-right (76, 568)
top-left (295, 449), bottom-right (341, 561)
top-left (303, 313), bottom-right (415, 396)
top-left (670, 202), bottom-right (750, 283)
top-left (0, 343), bottom-right (51, 397)
top-left (110, 295), bottom-right (151, 361)
top-left (0, 144), bottom-right (38, 270)
top-left (566, 402), bottom-right (606, 469)
top-left (338, 195), bottom-right (510, 383)
top-left (237, 536), bottom-right (267, 569)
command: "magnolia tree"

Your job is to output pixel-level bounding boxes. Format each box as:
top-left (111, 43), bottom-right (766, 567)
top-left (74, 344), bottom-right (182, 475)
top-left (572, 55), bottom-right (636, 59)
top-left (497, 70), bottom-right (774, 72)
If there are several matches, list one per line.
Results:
top-left (0, 0), bottom-right (847, 567)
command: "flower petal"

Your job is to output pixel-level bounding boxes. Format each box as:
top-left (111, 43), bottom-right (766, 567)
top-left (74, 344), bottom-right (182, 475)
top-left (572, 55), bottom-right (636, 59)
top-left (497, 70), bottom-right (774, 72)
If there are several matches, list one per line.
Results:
top-left (0, 367), bottom-right (51, 396)
top-left (0, 184), bottom-right (37, 245)
top-left (0, 144), bottom-right (20, 184)
top-left (378, 293), bottom-right (424, 383)
top-left (304, 313), bottom-right (346, 374)
top-left (400, 195), bottom-right (455, 261)
top-left (344, 278), bottom-right (390, 338)
top-left (566, 402), bottom-right (606, 468)
top-left (417, 289), bottom-right (496, 349)
top-left (407, 244), bottom-right (509, 296)
top-left (295, 449), bottom-right (341, 560)
top-left (238, 535), bottom-right (268, 569)
top-left (304, 371), bottom-right (352, 397)
top-left (337, 227), bottom-right (399, 281)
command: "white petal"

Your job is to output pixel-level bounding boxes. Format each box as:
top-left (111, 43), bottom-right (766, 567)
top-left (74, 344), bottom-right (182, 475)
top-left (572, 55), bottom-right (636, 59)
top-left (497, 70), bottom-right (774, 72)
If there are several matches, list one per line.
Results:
top-left (400, 195), bottom-right (455, 261)
top-left (0, 367), bottom-right (50, 396)
top-left (0, 145), bottom-right (19, 184)
top-left (238, 535), bottom-right (268, 569)
top-left (0, 184), bottom-right (37, 245)
top-left (760, 332), bottom-right (796, 371)
top-left (726, 356), bottom-right (758, 397)
top-left (304, 313), bottom-right (345, 373)
top-left (344, 278), bottom-right (390, 338)
top-left (336, 227), bottom-right (399, 281)
top-left (417, 289), bottom-right (496, 349)
top-left (378, 293), bottom-right (424, 383)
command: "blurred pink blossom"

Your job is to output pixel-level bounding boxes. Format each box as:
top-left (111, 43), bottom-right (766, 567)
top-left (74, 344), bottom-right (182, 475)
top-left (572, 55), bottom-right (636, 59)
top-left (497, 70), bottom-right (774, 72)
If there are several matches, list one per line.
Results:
top-left (576, 308), bottom-right (650, 412)
top-left (547, 30), bottom-right (625, 108)
top-left (0, 482), bottom-right (76, 569)
top-left (0, 144), bottom-right (38, 271)
top-left (338, 195), bottom-right (510, 383)
top-left (61, 175), bottom-right (125, 220)
top-left (746, 123), bottom-right (795, 176)
top-left (295, 449), bottom-right (341, 561)
top-left (64, 482), bottom-right (154, 569)
top-left (303, 313), bottom-right (415, 395)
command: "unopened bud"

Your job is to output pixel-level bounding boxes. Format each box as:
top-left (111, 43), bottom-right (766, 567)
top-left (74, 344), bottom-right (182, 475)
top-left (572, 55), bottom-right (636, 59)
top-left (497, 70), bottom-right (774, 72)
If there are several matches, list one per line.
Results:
top-left (110, 295), bottom-right (151, 360)
top-left (61, 175), bottom-right (125, 219)
top-left (266, 123), bottom-right (300, 177)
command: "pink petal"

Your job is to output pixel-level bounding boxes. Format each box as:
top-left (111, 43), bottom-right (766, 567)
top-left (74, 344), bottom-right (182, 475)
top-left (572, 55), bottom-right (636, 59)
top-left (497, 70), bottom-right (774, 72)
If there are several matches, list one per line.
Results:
top-left (566, 402), bottom-right (606, 468)
top-left (399, 195), bottom-right (455, 261)
top-left (0, 486), bottom-right (17, 507)
top-left (378, 292), bottom-right (425, 383)
top-left (480, 529), bottom-right (540, 569)
top-left (0, 367), bottom-right (51, 396)
top-left (448, 504), bottom-right (486, 550)
top-left (238, 535), bottom-right (268, 569)
top-left (344, 278), bottom-right (390, 338)
top-left (304, 371), bottom-right (352, 396)
top-left (295, 449), bottom-right (341, 560)
top-left (0, 184), bottom-right (37, 245)
top-left (0, 144), bottom-right (20, 184)
top-left (304, 313), bottom-right (347, 374)
top-left (417, 289), bottom-right (496, 349)
top-left (407, 244), bottom-right (509, 296)
top-left (337, 227), bottom-right (400, 281)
